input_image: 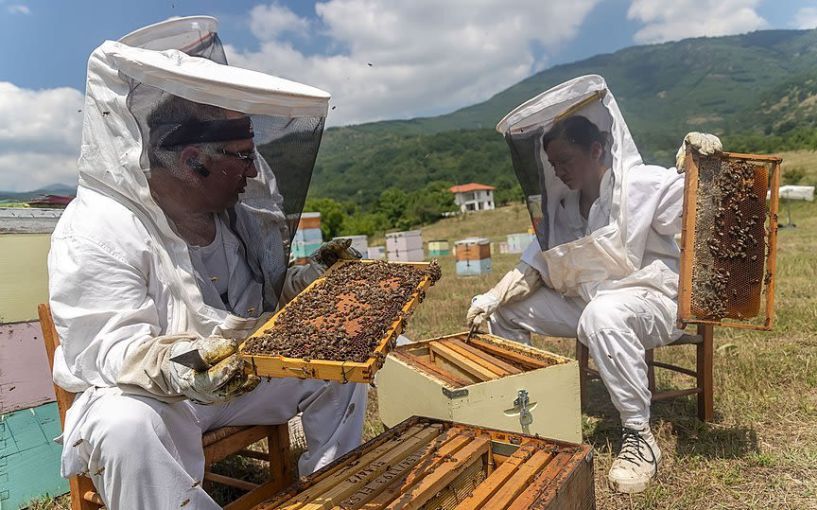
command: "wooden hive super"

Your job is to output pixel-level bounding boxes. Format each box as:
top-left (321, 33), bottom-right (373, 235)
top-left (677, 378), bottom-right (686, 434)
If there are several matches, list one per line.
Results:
top-left (240, 260), bottom-right (437, 384)
top-left (377, 332), bottom-right (582, 444)
top-left (254, 416), bottom-right (595, 510)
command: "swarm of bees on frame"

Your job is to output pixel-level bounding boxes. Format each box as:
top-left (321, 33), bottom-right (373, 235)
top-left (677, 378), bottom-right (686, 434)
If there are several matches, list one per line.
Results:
top-left (692, 158), bottom-right (767, 320)
top-left (243, 261), bottom-right (442, 362)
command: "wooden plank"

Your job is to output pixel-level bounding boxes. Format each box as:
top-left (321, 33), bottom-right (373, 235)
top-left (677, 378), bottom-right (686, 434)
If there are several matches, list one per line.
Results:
top-left (391, 351), bottom-right (473, 388)
top-left (465, 338), bottom-right (547, 370)
top-left (331, 428), bottom-right (471, 510)
top-left (351, 429), bottom-right (474, 510)
top-left (454, 445), bottom-right (535, 510)
top-left (383, 437), bottom-right (490, 510)
top-left (0, 234), bottom-right (52, 323)
top-left (0, 321), bottom-right (56, 413)
top-left (429, 342), bottom-right (497, 382)
top-left (273, 425), bottom-right (440, 510)
top-left (482, 448), bottom-right (556, 509)
top-left (440, 340), bottom-right (508, 377)
top-left (0, 402), bottom-right (69, 509)
top-left (204, 471), bottom-right (260, 491)
top-left (446, 339), bottom-right (522, 376)
top-left (506, 448), bottom-right (591, 510)
top-left (298, 426), bottom-right (442, 510)
top-left (203, 425), bottom-right (271, 466)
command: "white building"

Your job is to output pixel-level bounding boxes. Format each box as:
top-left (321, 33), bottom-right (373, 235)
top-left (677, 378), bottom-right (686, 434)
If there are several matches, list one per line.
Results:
top-left (449, 183), bottom-right (496, 213)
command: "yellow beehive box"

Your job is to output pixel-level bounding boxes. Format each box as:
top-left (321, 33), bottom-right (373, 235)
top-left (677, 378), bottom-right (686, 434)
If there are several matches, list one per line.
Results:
top-left (377, 332), bottom-right (582, 443)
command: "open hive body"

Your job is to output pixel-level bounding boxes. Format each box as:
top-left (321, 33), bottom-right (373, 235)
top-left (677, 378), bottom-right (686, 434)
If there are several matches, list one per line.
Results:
top-left (377, 333), bottom-right (582, 444)
top-left (241, 260), bottom-right (436, 384)
top-left (679, 151), bottom-right (781, 330)
top-left (256, 416), bottom-right (594, 510)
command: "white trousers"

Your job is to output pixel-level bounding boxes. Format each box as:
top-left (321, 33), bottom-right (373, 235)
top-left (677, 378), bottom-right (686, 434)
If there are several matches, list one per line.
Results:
top-left (489, 286), bottom-right (680, 429)
top-left (71, 379), bottom-right (367, 510)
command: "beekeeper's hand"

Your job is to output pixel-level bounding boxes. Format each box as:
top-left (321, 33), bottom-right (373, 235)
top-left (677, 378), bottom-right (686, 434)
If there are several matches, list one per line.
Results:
top-left (675, 132), bottom-right (723, 173)
top-left (311, 238), bottom-right (363, 268)
top-left (166, 336), bottom-right (259, 405)
top-left (466, 262), bottom-right (542, 330)
top-left (467, 293), bottom-right (501, 330)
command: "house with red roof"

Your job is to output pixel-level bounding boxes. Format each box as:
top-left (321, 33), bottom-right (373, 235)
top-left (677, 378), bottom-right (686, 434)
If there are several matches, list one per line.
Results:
top-left (449, 183), bottom-right (495, 213)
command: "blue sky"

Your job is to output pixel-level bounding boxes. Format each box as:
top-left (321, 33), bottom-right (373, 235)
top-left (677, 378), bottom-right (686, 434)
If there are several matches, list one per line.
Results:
top-left (0, 0), bottom-right (814, 191)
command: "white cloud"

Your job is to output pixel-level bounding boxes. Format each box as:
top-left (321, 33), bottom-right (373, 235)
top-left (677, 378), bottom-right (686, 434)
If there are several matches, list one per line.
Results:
top-left (228, 0), bottom-right (602, 126)
top-left (0, 82), bottom-right (83, 192)
top-left (628, 0), bottom-right (766, 44)
top-left (249, 2), bottom-right (311, 41)
top-left (792, 6), bottom-right (817, 29)
top-left (7, 4), bottom-right (30, 15)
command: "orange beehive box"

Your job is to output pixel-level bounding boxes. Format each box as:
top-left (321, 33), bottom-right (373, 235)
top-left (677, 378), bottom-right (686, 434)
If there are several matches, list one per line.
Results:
top-left (455, 237), bottom-right (491, 261)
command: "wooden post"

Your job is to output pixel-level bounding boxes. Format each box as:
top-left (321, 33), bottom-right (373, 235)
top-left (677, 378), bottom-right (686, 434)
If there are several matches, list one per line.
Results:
top-left (697, 323), bottom-right (714, 422)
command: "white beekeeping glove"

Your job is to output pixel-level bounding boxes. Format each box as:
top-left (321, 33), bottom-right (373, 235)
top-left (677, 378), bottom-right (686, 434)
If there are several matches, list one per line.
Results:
top-left (118, 334), bottom-right (259, 404)
top-left (165, 336), bottom-right (260, 404)
top-left (675, 132), bottom-right (723, 172)
top-left (466, 261), bottom-right (542, 330)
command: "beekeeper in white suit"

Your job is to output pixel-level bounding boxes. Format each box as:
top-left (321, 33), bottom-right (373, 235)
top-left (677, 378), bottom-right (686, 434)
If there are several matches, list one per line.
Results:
top-left (467, 75), bottom-right (721, 494)
top-left (48, 19), bottom-right (365, 510)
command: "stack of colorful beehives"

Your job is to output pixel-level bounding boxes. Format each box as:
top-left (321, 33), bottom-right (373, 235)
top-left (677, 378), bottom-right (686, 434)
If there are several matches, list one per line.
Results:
top-left (455, 237), bottom-right (492, 276)
top-left (0, 208), bottom-right (68, 508)
top-left (427, 240), bottom-right (450, 257)
top-left (291, 212), bottom-right (322, 261)
top-left (332, 234), bottom-right (368, 256)
top-left (506, 232), bottom-right (536, 254)
top-left (386, 230), bottom-right (424, 262)
top-left (367, 246), bottom-right (386, 260)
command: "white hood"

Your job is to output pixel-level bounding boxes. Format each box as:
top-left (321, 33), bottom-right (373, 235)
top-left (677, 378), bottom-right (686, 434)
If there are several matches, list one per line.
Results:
top-left (77, 40), bottom-right (330, 337)
top-left (498, 75), bottom-right (677, 298)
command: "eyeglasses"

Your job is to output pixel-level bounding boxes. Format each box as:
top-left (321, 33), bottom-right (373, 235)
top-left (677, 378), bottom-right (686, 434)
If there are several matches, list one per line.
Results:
top-left (219, 149), bottom-right (257, 169)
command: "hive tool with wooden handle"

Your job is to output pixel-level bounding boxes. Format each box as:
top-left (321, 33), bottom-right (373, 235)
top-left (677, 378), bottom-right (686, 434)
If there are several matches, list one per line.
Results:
top-left (466, 323), bottom-right (478, 343)
top-left (170, 348), bottom-right (209, 371)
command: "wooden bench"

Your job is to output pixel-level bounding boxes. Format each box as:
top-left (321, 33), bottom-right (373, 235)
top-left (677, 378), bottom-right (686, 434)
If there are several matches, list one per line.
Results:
top-left (576, 323), bottom-right (714, 422)
top-left (38, 304), bottom-right (296, 510)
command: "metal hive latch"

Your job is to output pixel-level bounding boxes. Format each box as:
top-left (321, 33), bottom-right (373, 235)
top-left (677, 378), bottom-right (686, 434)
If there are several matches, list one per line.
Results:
top-left (514, 389), bottom-right (533, 433)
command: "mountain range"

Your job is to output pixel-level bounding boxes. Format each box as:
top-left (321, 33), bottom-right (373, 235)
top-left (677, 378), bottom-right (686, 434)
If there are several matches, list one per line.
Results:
top-left (310, 28), bottom-right (817, 206)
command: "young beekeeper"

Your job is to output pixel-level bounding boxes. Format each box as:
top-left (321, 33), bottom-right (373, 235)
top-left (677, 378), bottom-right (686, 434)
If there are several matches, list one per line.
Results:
top-left (466, 75), bottom-right (721, 494)
top-left (48, 18), bottom-right (365, 509)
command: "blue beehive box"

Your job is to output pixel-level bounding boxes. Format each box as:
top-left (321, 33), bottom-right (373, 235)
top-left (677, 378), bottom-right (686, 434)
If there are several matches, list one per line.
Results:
top-left (455, 258), bottom-right (492, 276)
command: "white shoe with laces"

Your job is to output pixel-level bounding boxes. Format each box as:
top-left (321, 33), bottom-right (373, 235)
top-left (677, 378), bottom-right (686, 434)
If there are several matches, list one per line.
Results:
top-left (607, 425), bottom-right (661, 494)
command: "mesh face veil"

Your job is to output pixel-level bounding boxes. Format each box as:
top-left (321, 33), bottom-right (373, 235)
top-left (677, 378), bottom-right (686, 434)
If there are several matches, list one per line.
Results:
top-left (78, 40), bottom-right (329, 331)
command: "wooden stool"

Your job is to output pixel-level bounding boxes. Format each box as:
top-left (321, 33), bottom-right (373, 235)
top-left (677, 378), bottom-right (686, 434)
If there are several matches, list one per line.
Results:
top-left (575, 323), bottom-right (714, 422)
top-left (38, 304), bottom-right (296, 510)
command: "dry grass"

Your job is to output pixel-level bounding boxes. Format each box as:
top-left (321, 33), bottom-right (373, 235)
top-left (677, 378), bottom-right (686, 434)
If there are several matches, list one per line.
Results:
top-left (30, 150), bottom-right (817, 509)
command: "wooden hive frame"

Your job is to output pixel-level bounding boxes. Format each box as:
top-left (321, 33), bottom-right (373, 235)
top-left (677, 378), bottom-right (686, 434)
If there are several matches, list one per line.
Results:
top-left (240, 260), bottom-right (436, 384)
top-left (254, 416), bottom-right (594, 510)
top-left (678, 151), bottom-right (781, 331)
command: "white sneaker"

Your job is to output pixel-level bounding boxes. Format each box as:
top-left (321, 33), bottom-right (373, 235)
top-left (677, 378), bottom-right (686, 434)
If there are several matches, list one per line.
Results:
top-left (607, 425), bottom-right (662, 494)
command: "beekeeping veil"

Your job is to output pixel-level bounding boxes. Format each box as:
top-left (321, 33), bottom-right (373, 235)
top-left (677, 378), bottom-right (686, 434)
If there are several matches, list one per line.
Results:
top-left (496, 75), bottom-right (646, 297)
top-left (118, 15), bottom-right (227, 63)
top-left (78, 40), bottom-right (328, 335)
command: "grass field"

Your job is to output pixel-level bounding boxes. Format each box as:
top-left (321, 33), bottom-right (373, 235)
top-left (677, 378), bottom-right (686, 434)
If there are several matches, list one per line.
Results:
top-left (31, 151), bottom-right (817, 509)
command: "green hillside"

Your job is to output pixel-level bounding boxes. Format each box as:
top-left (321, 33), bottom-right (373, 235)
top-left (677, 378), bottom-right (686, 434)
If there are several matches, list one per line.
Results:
top-left (311, 29), bottom-right (817, 207)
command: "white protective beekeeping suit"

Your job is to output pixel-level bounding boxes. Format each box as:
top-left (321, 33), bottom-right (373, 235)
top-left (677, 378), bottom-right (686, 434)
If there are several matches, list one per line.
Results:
top-left (482, 75), bottom-right (686, 429)
top-left (48, 22), bottom-right (365, 510)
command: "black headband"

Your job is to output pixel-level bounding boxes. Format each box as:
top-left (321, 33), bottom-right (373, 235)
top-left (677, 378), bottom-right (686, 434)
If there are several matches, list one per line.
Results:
top-left (152, 116), bottom-right (254, 148)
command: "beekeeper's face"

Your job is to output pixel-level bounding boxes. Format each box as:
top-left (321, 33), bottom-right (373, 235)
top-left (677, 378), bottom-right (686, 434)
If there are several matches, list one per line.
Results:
top-left (545, 137), bottom-right (604, 191)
